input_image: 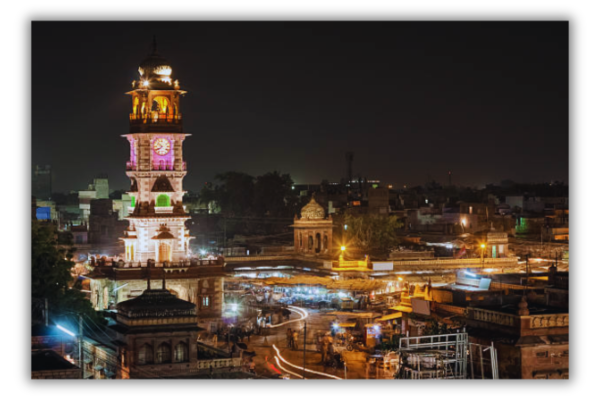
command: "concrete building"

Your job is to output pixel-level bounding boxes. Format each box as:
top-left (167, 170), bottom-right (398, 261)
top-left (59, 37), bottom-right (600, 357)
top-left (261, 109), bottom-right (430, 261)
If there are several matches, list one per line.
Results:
top-left (111, 281), bottom-right (200, 379)
top-left (88, 199), bottom-right (128, 244)
top-left (32, 165), bottom-right (52, 200)
top-left (32, 350), bottom-right (81, 379)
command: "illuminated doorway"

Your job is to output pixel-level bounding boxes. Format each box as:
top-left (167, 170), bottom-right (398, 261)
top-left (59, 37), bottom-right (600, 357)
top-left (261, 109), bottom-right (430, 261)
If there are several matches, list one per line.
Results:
top-left (158, 242), bottom-right (171, 262)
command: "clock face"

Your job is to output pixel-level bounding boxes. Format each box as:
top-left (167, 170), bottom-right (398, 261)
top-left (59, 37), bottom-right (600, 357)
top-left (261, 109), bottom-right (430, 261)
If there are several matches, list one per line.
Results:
top-left (153, 138), bottom-right (171, 155)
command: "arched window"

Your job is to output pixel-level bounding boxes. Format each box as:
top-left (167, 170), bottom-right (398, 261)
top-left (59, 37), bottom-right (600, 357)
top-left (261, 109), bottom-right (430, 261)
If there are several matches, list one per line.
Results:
top-left (157, 343), bottom-right (171, 364)
top-left (323, 235), bottom-right (328, 251)
top-left (174, 342), bottom-right (188, 363)
top-left (151, 96), bottom-right (171, 119)
top-left (156, 194), bottom-right (170, 207)
top-left (132, 97), bottom-right (139, 116)
top-left (138, 344), bottom-right (153, 365)
top-left (315, 233), bottom-right (321, 254)
top-left (308, 236), bottom-right (313, 250)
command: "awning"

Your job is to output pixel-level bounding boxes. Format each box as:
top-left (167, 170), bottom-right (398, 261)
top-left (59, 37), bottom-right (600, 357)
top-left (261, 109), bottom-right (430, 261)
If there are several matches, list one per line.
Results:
top-left (389, 305), bottom-right (413, 313)
top-left (377, 312), bottom-right (403, 321)
top-left (338, 322), bottom-right (356, 328)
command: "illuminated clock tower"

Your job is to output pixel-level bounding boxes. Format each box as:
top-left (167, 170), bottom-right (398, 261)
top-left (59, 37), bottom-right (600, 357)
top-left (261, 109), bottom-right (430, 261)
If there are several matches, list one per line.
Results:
top-left (121, 40), bottom-right (193, 263)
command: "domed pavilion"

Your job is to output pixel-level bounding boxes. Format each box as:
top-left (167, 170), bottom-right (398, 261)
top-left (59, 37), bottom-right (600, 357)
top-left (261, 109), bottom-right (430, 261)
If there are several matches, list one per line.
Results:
top-left (291, 194), bottom-right (338, 256)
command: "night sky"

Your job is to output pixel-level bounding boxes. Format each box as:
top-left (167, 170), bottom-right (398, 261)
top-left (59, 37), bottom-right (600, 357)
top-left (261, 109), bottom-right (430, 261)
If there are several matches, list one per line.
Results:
top-left (32, 22), bottom-right (568, 193)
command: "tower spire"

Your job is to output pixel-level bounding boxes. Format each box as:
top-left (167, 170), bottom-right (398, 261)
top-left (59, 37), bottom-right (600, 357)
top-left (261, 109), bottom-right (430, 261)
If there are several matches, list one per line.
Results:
top-left (151, 35), bottom-right (158, 55)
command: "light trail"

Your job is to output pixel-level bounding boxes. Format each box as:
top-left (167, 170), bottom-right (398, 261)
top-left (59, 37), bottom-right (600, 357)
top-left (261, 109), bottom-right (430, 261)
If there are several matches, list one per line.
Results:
top-left (267, 306), bottom-right (309, 328)
top-left (274, 356), bottom-right (305, 379)
top-left (272, 344), bottom-right (343, 380)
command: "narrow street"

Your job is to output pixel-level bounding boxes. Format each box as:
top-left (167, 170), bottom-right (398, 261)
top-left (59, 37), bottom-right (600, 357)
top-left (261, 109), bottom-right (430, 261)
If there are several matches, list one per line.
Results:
top-left (235, 307), bottom-right (395, 380)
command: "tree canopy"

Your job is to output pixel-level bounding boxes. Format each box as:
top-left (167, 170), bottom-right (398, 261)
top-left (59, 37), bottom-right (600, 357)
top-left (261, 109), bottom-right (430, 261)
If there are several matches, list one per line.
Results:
top-left (32, 221), bottom-right (101, 324)
top-left (344, 214), bottom-right (402, 258)
top-left (199, 170), bottom-right (299, 236)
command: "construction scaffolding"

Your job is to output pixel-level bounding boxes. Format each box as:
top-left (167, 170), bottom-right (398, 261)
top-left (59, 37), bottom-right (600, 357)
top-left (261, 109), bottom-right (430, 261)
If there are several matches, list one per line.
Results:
top-left (468, 342), bottom-right (499, 379)
top-left (395, 332), bottom-right (499, 379)
top-left (396, 333), bottom-right (469, 379)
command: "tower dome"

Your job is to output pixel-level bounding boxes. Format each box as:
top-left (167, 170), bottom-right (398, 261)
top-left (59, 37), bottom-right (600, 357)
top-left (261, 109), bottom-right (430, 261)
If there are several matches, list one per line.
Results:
top-left (300, 194), bottom-right (325, 220)
top-left (137, 37), bottom-right (176, 89)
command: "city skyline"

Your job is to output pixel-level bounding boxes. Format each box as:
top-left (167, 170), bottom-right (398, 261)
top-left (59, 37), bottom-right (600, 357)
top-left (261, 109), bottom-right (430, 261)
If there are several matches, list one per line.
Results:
top-left (33, 21), bottom-right (568, 193)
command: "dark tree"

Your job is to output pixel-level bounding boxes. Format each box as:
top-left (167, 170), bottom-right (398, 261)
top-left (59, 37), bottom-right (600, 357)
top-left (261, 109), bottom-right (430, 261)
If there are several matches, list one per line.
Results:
top-left (31, 221), bottom-right (101, 324)
top-left (344, 214), bottom-right (403, 259)
top-left (253, 171), bottom-right (296, 218)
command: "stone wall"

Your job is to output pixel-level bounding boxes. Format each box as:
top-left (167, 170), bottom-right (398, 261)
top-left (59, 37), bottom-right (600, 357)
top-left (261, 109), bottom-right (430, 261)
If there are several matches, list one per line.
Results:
top-left (32, 368), bottom-right (81, 379)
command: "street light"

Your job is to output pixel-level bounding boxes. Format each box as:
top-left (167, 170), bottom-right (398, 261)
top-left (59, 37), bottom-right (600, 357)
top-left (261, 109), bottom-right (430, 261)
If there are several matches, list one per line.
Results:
top-left (480, 244), bottom-right (486, 268)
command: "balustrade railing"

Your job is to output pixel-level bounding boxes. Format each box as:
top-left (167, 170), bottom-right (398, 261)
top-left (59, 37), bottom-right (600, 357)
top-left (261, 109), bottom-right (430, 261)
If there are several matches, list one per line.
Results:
top-left (528, 314), bottom-right (569, 329)
top-left (470, 308), bottom-right (516, 327)
top-left (197, 358), bottom-right (241, 370)
top-left (91, 258), bottom-right (223, 268)
top-left (129, 113), bottom-right (182, 124)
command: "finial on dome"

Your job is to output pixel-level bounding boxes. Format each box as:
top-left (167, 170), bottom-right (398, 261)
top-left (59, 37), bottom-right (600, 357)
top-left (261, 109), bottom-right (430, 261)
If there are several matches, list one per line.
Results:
top-left (152, 35), bottom-right (158, 54)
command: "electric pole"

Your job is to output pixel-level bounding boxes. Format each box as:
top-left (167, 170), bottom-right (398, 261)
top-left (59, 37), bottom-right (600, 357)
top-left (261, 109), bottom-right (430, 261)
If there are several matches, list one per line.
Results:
top-left (79, 314), bottom-right (83, 379)
top-left (303, 320), bottom-right (307, 379)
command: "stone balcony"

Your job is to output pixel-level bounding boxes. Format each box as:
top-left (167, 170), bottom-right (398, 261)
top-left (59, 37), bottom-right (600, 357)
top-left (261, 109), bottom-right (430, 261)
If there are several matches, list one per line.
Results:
top-left (129, 113), bottom-right (183, 133)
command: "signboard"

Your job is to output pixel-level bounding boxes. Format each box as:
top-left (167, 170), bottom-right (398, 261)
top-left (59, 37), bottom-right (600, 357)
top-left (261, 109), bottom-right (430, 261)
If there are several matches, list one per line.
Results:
top-left (411, 298), bottom-right (431, 316)
top-left (372, 262), bottom-right (393, 271)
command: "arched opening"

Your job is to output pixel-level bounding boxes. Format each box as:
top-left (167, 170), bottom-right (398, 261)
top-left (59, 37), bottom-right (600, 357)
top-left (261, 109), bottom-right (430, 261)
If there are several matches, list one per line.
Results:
top-left (151, 96), bottom-right (172, 122)
top-left (156, 343), bottom-right (171, 364)
top-left (315, 233), bottom-right (321, 254)
top-left (156, 194), bottom-right (170, 207)
top-left (158, 243), bottom-right (171, 262)
top-left (174, 342), bottom-right (189, 363)
top-left (299, 233), bottom-right (303, 249)
top-left (308, 236), bottom-right (313, 251)
top-left (132, 97), bottom-right (140, 117)
top-left (138, 344), bottom-right (153, 365)
top-left (323, 235), bottom-right (328, 251)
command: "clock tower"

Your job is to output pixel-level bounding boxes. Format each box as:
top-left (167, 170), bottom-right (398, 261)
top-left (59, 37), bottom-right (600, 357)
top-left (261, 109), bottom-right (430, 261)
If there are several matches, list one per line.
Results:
top-left (121, 40), bottom-right (193, 263)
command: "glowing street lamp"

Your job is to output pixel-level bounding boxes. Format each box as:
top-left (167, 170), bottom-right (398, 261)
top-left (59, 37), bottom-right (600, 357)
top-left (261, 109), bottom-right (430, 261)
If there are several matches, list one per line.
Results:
top-left (480, 243), bottom-right (486, 266)
top-left (56, 324), bottom-right (76, 337)
top-left (340, 245), bottom-right (346, 262)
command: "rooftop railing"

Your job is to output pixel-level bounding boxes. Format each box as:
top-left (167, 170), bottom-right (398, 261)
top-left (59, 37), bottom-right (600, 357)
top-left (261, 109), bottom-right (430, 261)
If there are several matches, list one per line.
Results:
top-left (129, 113), bottom-right (183, 133)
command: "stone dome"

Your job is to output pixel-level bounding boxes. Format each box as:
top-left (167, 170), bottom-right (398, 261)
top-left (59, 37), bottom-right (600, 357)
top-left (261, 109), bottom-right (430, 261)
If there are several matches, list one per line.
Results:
top-left (300, 195), bottom-right (325, 220)
top-left (139, 53), bottom-right (172, 79)
top-left (136, 38), bottom-right (177, 89)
